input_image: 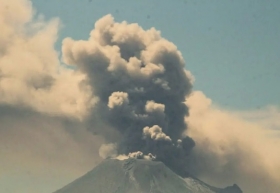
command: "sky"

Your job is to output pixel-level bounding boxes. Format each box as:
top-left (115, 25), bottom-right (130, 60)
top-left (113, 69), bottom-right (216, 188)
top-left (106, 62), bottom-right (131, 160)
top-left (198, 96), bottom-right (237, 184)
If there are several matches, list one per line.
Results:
top-left (31, 0), bottom-right (280, 110)
top-left (0, 1), bottom-right (280, 193)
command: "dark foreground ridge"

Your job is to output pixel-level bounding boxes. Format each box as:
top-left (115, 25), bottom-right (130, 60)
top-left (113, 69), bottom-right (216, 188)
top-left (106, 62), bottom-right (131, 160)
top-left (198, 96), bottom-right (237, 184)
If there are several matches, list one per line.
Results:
top-left (53, 159), bottom-right (242, 193)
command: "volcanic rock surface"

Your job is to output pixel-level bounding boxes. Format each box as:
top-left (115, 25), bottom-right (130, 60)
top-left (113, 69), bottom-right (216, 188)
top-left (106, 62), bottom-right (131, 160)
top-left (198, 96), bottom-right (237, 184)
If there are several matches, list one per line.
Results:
top-left (53, 159), bottom-right (242, 193)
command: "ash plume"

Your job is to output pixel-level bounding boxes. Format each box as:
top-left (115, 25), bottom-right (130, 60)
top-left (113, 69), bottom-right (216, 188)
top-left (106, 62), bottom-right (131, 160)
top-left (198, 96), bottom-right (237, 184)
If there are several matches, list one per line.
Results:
top-left (2, 1), bottom-right (280, 192)
top-left (62, 14), bottom-right (195, 176)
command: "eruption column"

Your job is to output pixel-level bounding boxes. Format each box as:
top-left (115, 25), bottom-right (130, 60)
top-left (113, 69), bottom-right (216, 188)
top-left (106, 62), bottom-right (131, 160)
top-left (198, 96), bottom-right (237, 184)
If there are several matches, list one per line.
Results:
top-left (62, 14), bottom-right (195, 177)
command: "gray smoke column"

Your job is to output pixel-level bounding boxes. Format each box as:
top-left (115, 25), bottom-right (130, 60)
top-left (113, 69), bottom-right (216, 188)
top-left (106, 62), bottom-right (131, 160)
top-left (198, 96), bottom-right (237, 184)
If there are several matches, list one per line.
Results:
top-left (62, 14), bottom-right (195, 177)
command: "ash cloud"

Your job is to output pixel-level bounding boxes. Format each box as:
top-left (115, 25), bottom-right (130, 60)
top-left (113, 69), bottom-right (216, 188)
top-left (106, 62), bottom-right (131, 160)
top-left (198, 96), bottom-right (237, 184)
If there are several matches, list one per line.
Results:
top-left (185, 91), bottom-right (280, 193)
top-left (99, 143), bottom-right (118, 159)
top-left (108, 91), bottom-right (129, 109)
top-left (145, 100), bottom-right (165, 115)
top-left (2, 1), bottom-right (280, 192)
top-left (114, 151), bottom-right (156, 161)
top-left (143, 125), bottom-right (171, 142)
top-left (62, 14), bottom-right (195, 176)
top-left (0, 0), bottom-right (102, 183)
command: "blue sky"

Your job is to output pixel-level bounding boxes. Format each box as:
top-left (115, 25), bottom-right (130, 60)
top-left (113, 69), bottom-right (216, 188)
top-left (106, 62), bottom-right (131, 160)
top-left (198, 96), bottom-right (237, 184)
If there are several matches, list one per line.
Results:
top-left (32, 0), bottom-right (280, 110)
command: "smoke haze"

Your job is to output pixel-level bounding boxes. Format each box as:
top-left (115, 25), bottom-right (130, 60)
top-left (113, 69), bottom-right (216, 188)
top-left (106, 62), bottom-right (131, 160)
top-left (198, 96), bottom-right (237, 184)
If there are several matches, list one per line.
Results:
top-left (0, 1), bottom-right (280, 193)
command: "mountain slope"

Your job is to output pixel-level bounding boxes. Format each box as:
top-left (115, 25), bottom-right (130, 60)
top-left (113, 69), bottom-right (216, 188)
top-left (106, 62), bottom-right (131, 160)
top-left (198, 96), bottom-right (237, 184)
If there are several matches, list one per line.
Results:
top-left (53, 158), bottom-right (242, 193)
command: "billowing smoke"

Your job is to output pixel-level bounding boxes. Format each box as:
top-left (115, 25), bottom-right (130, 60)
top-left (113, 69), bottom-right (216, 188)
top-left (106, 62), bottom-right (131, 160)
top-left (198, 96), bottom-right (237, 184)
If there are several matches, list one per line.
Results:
top-left (143, 125), bottom-right (172, 142)
top-left (0, 1), bottom-right (103, 192)
top-left (99, 143), bottom-right (118, 159)
top-left (185, 91), bottom-right (280, 193)
top-left (62, 14), bottom-right (195, 176)
top-left (2, 1), bottom-right (280, 193)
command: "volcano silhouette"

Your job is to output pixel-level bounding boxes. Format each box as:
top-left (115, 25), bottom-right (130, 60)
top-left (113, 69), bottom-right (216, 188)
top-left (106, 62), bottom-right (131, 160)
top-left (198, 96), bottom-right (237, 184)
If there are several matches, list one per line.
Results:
top-left (53, 158), bottom-right (242, 193)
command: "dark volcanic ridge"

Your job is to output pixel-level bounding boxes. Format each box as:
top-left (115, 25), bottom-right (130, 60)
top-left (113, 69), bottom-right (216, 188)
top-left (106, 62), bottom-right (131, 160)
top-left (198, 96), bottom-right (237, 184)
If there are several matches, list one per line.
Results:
top-left (53, 158), bottom-right (242, 193)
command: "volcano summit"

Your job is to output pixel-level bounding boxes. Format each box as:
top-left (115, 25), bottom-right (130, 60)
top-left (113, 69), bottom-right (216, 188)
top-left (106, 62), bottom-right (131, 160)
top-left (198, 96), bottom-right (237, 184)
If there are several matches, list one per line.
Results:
top-left (53, 158), bottom-right (242, 193)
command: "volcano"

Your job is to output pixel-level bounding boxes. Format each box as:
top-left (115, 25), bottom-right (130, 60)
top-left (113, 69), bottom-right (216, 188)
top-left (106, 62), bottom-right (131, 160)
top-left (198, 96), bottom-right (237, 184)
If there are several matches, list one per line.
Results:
top-left (53, 158), bottom-right (242, 193)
